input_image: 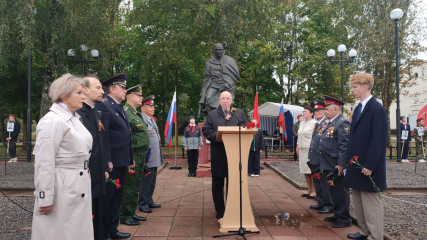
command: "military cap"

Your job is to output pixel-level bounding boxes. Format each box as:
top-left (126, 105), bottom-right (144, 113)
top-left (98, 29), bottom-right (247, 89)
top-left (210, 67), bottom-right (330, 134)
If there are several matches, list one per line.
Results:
top-left (142, 95), bottom-right (155, 106)
top-left (102, 73), bottom-right (127, 88)
top-left (310, 100), bottom-right (326, 110)
top-left (127, 85), bottom-right (142, 96)
top-left (189, 115), bottom-right (196, 120)
top-left (417, 117), bottom-right (424, 123)
top-left (323, 95), bottom-right (344, 107)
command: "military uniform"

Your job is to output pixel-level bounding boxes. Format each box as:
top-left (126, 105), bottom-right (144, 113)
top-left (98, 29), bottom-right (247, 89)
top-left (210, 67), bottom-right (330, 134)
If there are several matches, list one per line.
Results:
top-left (308, 100), bottom-right (333, 212)
top-left (139, 96), bottom-right (163, 213)
top-left (119, 85), bottom-right (150, 224)
top-left (413, 121), bottom-right (426, 160)
top-left (318, 96), bottom-right (351, 228)
top-left (95, 74), bottom-right (133, 239)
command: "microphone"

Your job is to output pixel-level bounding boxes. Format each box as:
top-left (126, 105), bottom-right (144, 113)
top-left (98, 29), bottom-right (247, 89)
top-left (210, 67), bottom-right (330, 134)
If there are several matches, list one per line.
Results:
top-left (230, 108), bottom-right (246, 128)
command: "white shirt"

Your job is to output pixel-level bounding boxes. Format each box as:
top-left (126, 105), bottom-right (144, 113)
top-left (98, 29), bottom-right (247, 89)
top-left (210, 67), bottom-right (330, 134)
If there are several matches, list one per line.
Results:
top-left (359, 95), bottom-right (373, 113)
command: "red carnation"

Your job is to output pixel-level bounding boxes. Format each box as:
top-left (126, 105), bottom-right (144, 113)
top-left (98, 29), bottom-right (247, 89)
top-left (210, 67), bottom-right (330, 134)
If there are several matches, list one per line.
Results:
top-left (116, 184), bottom-right (121, 190)
top-left (313, 173), bottom-right (321, 180)
top-left (327, 180), bottom-right (335, 187)
top-left (115, 178), bottom-right (120, 184)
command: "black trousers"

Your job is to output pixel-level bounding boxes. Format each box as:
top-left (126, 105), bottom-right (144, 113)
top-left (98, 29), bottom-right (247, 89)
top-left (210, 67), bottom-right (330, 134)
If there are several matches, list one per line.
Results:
top-left (212, 176), bottom-right (228, 216)
top-left (402, 140), bottom-right (410, 159)
top-left (329, 175), bottom-right (351, 224)
top-left (8, 141), bottom-right (16, 158)
top-left (187, 149), bottom-right (199, 174)
top-left (248, 150), bottom-right (260, 175)
top-left (314, 172), bottom-right (333, 208)
top-left (103, 166), bottom-right (126, 236)
top-left (92, 197), bottom-right (104, 240)
top-left (139, 167), bottom-right (158, 207)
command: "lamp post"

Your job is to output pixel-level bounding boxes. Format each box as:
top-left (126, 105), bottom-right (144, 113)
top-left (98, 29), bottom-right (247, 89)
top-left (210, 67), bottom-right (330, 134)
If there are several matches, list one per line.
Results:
top-left (67, 44), bottom-right (99, 75)
top-left (26, 4), bottom-right (37, 163)
top-left (327, 45), bottom-right (357, 111)
top-left (390, 8), bottom-right (404, 162)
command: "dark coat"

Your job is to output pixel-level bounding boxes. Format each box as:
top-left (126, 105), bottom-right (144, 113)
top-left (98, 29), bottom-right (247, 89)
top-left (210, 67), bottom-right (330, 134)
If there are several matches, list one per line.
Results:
top-left (4, 120), bottom-right (20, 141)
top-left (400, 122), bottom-right (411, 141)
top-left (77, 103), bottom-right (108, 199)
top-left (345, 97), bottom-right (388, 192)
top-left (202, 106), bottom-right (248, 177)
top-left (318, 113), bottom-right (350, 171)
top-left (250, 130), bottom-right (264, 152)
top-left (95, 95), bottom-right (133, 168)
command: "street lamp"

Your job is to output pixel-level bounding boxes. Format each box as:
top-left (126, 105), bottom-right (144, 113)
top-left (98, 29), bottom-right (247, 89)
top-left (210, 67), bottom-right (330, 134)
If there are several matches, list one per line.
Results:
top-left (390, 8), bottom-right (404, 162)
top-left (67, 44), bottom-right (99, 75)
top-left (327, 45), bottom-right (357, 111)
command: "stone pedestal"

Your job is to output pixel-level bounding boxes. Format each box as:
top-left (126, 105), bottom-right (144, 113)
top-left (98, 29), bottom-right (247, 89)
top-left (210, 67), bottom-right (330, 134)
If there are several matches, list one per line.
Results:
top-left (196, 122), bottom-right (211, 177)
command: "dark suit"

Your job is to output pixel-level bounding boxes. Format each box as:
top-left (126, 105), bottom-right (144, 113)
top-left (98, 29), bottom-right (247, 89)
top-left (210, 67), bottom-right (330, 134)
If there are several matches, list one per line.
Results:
top-left (319, 113), bottom-right (351, 225)
top-left (345, 96), bottom-right (388, 239)
top-left (4, 120), bottom-right (20, 159)
top-left (202, 106), bottom-right (248, 217)
top-left (308, 117), bottom-right (332, 209)
top-left (77, 103), bottom-right (108, 240)
top-left (95, 95), bottom-right (133, 237)
top-left (400, 122), bottom-right (411, 159)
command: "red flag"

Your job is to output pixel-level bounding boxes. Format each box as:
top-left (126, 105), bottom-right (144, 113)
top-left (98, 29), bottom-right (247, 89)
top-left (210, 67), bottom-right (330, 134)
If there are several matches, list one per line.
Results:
top-left (252, 90), bottom-right (260, 126)
top-left (277, 101), bottom-right (288, 141)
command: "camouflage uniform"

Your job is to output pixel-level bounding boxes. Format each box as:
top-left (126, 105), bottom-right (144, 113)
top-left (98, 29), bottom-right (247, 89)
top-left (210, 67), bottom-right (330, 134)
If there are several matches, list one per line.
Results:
top-left (413, 124), bottom-right (426, 159)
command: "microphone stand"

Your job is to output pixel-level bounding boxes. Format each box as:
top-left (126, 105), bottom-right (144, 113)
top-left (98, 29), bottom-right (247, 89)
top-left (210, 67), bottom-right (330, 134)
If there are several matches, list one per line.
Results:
top-left (213, 108), bottom-right (259, 239)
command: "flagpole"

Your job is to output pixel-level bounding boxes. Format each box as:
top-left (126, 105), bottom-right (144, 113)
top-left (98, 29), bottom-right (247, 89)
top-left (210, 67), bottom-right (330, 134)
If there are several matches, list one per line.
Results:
top-left (170, 89), bottom-right (182, 170)
top-left (281, 99), bottom-right (285, 152)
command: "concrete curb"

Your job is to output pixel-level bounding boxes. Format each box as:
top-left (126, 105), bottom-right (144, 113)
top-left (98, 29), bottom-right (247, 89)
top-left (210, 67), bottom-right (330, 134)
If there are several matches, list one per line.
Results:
top-left (264, 162), bottom-right (395, 240)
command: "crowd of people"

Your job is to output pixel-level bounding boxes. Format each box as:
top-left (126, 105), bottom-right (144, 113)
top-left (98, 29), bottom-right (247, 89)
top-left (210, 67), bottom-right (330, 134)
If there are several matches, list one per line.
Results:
top-left (25, 70), bottom-right (423, 240)
top-left (31, 73), bottom-right (162, 240)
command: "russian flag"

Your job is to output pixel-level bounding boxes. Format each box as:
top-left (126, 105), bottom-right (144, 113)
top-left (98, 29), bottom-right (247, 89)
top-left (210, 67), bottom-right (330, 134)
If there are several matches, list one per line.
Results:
top-left (164, 91), bottom-right (177, 147)
top-left (277, 100), bottom-right (288, 141)
top-left (252, 89), bottom-right (260, 126)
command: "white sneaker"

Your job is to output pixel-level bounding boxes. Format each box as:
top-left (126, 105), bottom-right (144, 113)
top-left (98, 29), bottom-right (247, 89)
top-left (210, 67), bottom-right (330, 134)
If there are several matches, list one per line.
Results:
top-left (8, 158), bottom-right (14, 163)
top-left (402, 159), bottom-right (409, 162)
top-left (14, 157), bottom-right (18, 162)
top-left (418, 159), bottom-right (425, 163)
top-left (251, 174), bottom-right (259, 177)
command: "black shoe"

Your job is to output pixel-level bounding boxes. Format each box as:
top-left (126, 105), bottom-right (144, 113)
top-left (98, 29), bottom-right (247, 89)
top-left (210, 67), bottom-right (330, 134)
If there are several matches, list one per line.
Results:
top-left (301, 193), bottom-right (309, 197)
top-left (123, 218), bottom-right (140, 226)
top-left (133, 215), bottom-right (147, 221)
top-left (110, 231), bottom-right (131, 239)
top-left (188, 173), bottom-right (192, 177)
top-left (149, 203), bottom-right (161, 208)
top-left (332, 221), bottom-right (352, 228)
top-left (310, 204), bottom-right (323, 210)
top-left (318, 207), bottom-right (334, 214)
top-left (306, 195), bottom-right (316, 199)
top-left (324, 216), bottom-right (337, 222)
top-left (216, 212), bottom-right (224, 219)
top-left (347, 233), bottom-right (367, 239)
top-left (139, 204), bottom-right (152, 213)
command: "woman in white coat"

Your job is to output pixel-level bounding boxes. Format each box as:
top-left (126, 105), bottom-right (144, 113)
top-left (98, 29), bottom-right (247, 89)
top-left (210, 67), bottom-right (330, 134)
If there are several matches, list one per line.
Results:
top-left (296, 106), bottom-right (316, 199)
top-left (31, 74), bottom-right (94, 240)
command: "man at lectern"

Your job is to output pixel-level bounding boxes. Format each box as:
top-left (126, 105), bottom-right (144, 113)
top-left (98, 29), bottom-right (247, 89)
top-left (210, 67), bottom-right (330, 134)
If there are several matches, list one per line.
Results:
top-left (202, 90), bottom-right (248, 219)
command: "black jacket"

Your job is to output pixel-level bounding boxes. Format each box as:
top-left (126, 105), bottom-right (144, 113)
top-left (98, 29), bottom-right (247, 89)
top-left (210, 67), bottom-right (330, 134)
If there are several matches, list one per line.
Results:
top-left (77, 103), bottom-right (109, 198)
top-left (4, 120), bottom-right (20, 141)
top-left (202, 106), bottom-right (248, 177)
top-left (250, 130), bottom-right (264, 152)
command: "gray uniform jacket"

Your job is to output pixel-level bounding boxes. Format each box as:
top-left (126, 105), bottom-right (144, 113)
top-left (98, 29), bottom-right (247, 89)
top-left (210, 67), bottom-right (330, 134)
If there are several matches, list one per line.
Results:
top-left (318, 113), bottom-right (350, 171)
top-left (141, 113), bottom-right (163, 168)
top-left (308, 117), bottom-right (328, 168)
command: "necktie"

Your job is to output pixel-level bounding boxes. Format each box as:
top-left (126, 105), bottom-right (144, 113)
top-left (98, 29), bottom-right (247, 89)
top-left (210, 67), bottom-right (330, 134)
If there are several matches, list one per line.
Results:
top-left (356, 104), bottom-right (362, 121)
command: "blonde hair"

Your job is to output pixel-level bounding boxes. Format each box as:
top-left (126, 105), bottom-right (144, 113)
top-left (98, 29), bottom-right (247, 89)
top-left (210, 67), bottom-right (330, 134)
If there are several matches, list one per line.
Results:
top-left (49, 73), bottom-right (84, 103)
top-left (349, 73), bottom-right (374, 90)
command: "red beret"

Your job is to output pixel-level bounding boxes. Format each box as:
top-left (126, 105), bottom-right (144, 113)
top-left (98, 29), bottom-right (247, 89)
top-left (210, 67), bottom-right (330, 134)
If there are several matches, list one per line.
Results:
top-left (9, 114), bottom-right (16, 118)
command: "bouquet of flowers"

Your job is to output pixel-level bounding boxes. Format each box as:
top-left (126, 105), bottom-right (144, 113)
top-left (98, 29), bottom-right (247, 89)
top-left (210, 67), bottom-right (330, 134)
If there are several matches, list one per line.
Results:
top-left (127, 167), bottom-right (136, 175)
top-left (326, 169), bottom-right (339, 187)
top-left (350, 156), bottom-right (381, 198)
top-left (106, 178), bottom-right (121, 189)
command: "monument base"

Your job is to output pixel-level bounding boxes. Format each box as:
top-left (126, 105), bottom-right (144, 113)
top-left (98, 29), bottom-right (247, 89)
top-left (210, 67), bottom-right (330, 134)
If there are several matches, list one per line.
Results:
top-left (196, 122), bottom-right (211, 178)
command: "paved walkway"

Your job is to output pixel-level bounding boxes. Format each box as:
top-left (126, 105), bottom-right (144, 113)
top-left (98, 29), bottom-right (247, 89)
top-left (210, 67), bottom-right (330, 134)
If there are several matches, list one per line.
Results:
top-left (117, 162), bottom-right (361, 239)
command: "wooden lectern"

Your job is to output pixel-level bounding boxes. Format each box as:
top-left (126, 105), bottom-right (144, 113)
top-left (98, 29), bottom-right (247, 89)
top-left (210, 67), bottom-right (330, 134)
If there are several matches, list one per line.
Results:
top-left (216, 126), bottom-right (259, 233)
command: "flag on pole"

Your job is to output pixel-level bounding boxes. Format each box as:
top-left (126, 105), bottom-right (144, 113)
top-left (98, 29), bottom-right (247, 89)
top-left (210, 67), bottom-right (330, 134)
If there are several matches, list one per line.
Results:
top-left (252, 87), bottom-right (260, 126)
top-left (277, 99), bottom-right (288, 141)
top-left (164, 91), bottom-right (177, 147)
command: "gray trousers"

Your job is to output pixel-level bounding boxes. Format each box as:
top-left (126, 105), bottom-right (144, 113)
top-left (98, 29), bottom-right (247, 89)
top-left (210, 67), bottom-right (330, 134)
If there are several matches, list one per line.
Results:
top-left (138, 167), bottom-right (158, 206)
top-left (314, 172), bottom-right (333, 208)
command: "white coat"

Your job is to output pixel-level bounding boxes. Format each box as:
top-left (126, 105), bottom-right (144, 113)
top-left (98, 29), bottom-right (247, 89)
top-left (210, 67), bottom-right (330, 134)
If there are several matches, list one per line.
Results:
top-left (31, 103), bottom-right (94, 240)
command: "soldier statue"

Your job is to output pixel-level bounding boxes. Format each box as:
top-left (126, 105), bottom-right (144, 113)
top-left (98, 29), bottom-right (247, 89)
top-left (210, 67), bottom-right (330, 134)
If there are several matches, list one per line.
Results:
top-left (198, 43), bottom-right (239, 118)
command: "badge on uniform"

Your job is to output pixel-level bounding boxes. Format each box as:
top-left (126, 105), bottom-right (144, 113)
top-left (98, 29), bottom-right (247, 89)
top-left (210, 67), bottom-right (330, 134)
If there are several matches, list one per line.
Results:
top-left (137, 123), bottom-right (144, 127)
top-left (344, 126), bottom-right (350, 133)
top-left (326, 127), bottom-right (335, 138)
top-left (124, 106), bottom-right (129, 111)
top-left (116, 112), bottom-right (119, 117)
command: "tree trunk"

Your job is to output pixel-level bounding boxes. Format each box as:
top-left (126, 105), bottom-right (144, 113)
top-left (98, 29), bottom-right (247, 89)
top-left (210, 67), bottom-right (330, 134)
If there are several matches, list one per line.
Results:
top-left (39, 67), bottom-right (54, 119)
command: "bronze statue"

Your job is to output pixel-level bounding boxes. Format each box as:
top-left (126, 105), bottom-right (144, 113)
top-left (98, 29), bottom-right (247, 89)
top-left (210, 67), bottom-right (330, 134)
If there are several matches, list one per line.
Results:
top-left (198, 43), bottom-right (239, 118)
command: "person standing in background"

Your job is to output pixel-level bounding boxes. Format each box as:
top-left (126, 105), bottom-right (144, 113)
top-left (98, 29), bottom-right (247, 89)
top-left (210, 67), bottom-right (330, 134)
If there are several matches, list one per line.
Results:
top-left (5, 114), bottom-right (21, 162)
top-left (248, 119), bottom-right (264, 177)
top-left (182, 115), bottom-right (203, 177)
top-left (292, 114), bottom-right (303, 161)
top-left (400, 116), bottom-right (411, 162)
